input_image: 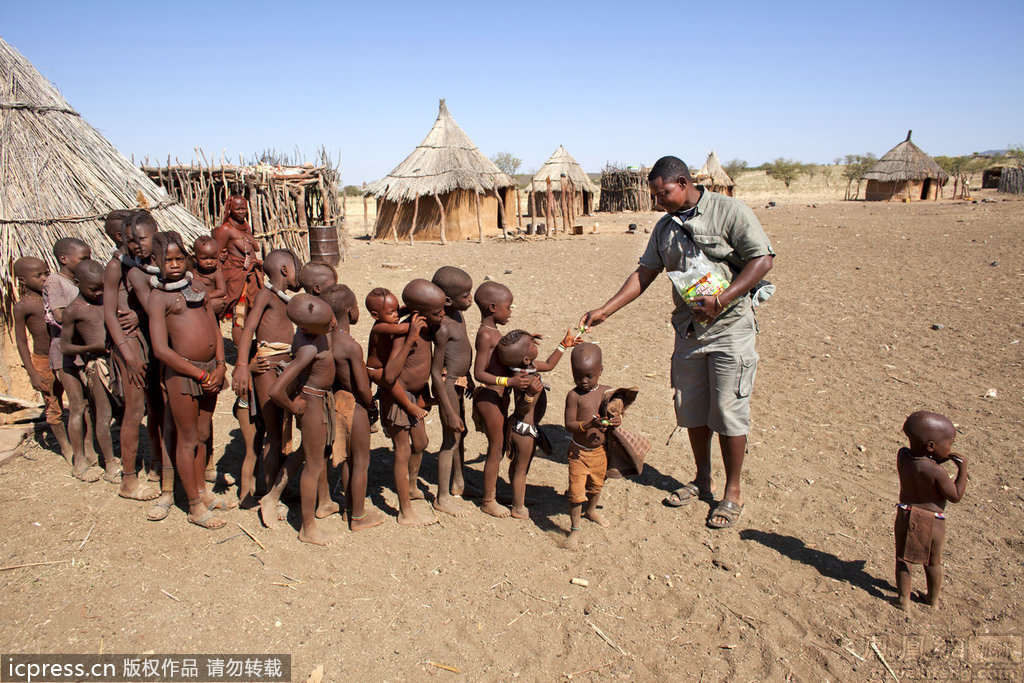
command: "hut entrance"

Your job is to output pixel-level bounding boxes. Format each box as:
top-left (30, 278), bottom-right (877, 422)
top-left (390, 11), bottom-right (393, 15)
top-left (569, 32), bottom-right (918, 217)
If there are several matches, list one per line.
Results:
top-left (920, 179), bottom-right (932, 200)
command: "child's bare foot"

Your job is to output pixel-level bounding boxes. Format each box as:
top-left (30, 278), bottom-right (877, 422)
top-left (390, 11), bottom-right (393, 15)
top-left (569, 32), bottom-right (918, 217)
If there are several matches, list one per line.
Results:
top-left (298, 525), bottom-right (330, 546)
top-left (409, 486), bottom-right (426, 501)
top-left (72, 466), bottom-right (102, 483)
top-left (259, 496), bottom-right (280, 529)
top-left (200, 490), bottom-right (237, 511)
top-left (316, 500), bottom-right (340, 519)
top-left (147, 494), bottom-right (173, 521)
top-left (277, 503), bottom-right (289, 520)
top-left (205, 469), bottom-right (217, 484)
top-left (564, 528), bottom-right (582, 550)
top-left (102, 460), bottom-right (121, 484)
top-left (585, 509), bottom-right (610, 528)
top-left (510, 505), bottom-right (530, 520)
top-left (450, 483), bottom-right (481, 499)
top-left (397, 508), bottom-right (438, 526)
top-left (916, 590), bottom-right (939, 608)
top-left (433, 494), bottom-right (471, 518)
top-left (480, 499), bottom-right (511, 518)
top-left (349, 509), bottom-right (385, 531)
top-left (895, 595), bottom-right (911, 612)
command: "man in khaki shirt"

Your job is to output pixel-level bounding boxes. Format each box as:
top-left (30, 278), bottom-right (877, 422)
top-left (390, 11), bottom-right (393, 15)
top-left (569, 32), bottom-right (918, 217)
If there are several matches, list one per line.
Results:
top-left (581, 156), bottom-right (774, 529)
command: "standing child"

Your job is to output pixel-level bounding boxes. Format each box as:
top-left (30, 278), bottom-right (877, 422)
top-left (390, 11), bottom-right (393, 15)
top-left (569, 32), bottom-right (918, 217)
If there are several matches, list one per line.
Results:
top-left (232, 249), bottom-right (299, 511)
top-left (192, 236), bottom-right (228, 319)
top-left (298, 262), bottom-right (337, 296)
top-left (321, 284), bottom-right (384, 531)
top-left (44, 238), bottom-right (95, 474)
top-left (61, 260), bottom-right (120, 483)
top-left (429, 266), bottom-right (475, 517)
top-left (268, 294), bottom-right (337, 545)
top-left (493, 329), bottom-right (576, 519)
top-left (895, 411), bottom-right (968, 611)
top-left (563, 343), bottom-right (618, 546)
top-left (102, 210), bottom-right (161, 504)
top-left (471, 281), bottom-right (531, 518)
top-left (364, 288), bottom-right (423, 428)
top-left (381, 279), bottom-right (446, 526)
top-left (147, 231), bottom-right (229, 529)
top-left (13, 257), bottom-right (72, 460)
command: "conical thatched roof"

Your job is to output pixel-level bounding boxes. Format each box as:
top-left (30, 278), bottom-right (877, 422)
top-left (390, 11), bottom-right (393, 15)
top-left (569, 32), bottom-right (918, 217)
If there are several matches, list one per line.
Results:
top-left (365, 99), bottom-right (514, 203)
top-left (861, 131), bottom-right (949, 182)
top-left (0, 37), bottom-right (207, 321)
top-left (696, 150), bottom-right (735, 188)
top-left (527, 145), bottom-right (597, 193)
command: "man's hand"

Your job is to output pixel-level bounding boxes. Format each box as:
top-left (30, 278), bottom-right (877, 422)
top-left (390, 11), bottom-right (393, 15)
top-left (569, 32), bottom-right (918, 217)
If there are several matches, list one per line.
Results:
top-left (579, 308), bottom-right (607, 330)
top-left (689, 295), bottom-right (723, 324)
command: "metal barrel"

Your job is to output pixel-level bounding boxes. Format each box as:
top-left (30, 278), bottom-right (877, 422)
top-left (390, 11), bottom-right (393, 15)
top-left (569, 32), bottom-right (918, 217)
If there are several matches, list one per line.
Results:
top-left (308, 224), bottom-right (340, 267)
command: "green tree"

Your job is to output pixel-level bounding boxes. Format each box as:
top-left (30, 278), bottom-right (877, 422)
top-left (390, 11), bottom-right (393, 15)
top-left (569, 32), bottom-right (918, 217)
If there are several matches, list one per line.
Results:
top-left (764, 158), bottom-right (805, 188)
top-left (491, 152), bottom-right (522, 177)
top-left (342, 185), bottom-right (363, 197)
top-left (935, 155), bottom-right (986, 199)
top-left (723, 159), bottom-right (747, 181)
top-left (841, 153), bottom-right (877, 200)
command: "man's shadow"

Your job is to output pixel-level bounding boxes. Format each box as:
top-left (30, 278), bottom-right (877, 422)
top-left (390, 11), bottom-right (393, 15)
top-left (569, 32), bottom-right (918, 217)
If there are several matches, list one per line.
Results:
top-left (740, 529), bottom-right (892, 599)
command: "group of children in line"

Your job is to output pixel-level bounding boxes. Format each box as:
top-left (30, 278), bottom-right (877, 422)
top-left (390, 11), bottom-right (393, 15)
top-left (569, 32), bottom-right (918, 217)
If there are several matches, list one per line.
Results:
top-left (13, 208), bottom-right (970, 608)
top-left (13, 208), bottom-right (644, 547)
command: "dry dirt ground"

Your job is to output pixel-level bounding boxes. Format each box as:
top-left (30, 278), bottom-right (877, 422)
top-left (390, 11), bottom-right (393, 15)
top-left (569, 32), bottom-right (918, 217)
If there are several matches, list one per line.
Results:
top-left (1, 192), bottom-right (1022, 681)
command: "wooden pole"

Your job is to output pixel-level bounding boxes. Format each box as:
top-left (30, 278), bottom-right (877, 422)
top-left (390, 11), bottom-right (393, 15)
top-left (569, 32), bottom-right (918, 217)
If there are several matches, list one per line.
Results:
top-left (389, 203), bottom-right (399, 244)
top-left (362, 183), bottom-right (369, 236)
top-left (545, 177), bottom-right (556, 236)
top-left (528, 188), bottom-right (536, 223)
top-left (515, 185), bottom-right (523, 230)
top-left (474, 190), bottom-right (484, 244)
top-left (409, 195), bottom-right (419, 245)
top-left (434, 194), bottom-right (447, 245)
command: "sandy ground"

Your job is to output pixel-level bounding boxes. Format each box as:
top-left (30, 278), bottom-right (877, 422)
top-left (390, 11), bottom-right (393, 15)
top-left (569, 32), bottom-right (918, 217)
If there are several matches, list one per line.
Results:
top-left (1, 191), bottom-right (1022, 681)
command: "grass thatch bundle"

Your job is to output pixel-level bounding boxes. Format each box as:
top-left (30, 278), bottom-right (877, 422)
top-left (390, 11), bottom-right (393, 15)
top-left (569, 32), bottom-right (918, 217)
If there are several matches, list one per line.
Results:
top-left (366, 100), bottom-right (516, 243)
top-left (0, 37), bottom-right (207, 323)
top-left (696, 150), bottom-right (736, 196)
top-left (143, 150), bottom-right (343, 262)
top-left (598, 165), bottom-right (652, 212)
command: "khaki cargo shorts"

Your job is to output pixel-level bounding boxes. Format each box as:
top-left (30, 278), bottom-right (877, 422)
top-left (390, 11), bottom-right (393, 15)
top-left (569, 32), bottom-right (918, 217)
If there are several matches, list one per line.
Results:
top-left (670, 314), bottom-right (758, 437)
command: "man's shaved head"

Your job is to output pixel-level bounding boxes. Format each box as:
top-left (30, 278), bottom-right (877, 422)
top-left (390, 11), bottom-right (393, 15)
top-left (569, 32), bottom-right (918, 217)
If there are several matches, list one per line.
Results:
top-left (903, 411), bottom-right (955, 448)
top-left (648, 156), bottom-right (693, 184)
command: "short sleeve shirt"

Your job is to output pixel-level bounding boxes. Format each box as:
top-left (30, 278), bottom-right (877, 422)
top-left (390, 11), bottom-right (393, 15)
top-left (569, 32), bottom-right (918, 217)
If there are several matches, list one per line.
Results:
top-left (42, 272), bottom-right (80, 369)
top-left (638, 187), bottom-right (774, 340)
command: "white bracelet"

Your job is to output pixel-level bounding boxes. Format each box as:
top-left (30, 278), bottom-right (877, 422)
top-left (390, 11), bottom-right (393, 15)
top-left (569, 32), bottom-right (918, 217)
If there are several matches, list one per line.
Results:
top-left (557, 344), bottom-right (567, 352)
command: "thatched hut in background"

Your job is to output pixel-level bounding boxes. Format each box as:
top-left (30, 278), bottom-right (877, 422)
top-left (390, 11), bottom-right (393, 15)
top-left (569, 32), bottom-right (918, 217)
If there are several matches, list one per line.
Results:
top-left (527, 146), bottom-right (598, 217)
top-left (0, 37), bottom-right (207, 326)
top-left (696, 150), bottom-right (736, 196)
top-left (598, 165), bottom-right (652, 212)
top-left (143, 153), bottom-right (342, 262)
top-left (862, 131), bottom-right (949, 201)
top-left (366, 100), bottom-right (516, 243)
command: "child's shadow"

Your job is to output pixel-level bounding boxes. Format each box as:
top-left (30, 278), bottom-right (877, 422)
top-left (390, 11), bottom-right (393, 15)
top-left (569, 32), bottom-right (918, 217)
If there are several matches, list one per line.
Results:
top-left (366, 445), bottom-right (400, 518)
top-left (739, 529), bottom-right (892, 599)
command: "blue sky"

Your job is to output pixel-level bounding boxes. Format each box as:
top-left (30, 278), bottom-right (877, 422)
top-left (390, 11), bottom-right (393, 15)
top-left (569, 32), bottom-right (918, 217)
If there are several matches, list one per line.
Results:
top-left (4, 0), bottom-right (1022, 184)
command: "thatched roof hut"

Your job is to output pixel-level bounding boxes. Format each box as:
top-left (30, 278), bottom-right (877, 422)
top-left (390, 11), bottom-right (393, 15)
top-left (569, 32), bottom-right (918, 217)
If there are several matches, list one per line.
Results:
top-left (143, 154), bottom-right (342, 262)
top-left (366, 99), bottom-right (516, 243)
top-left (862, 131), bottom-right (949, 201)
top-left (526, 146), bottom-right (597, 217)
top-left (0, 37), bottom-right (207, 323)
top-left (696, 150), bottom-right (736, 196)
top-left (598, 166), bottom-right (652, 213)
